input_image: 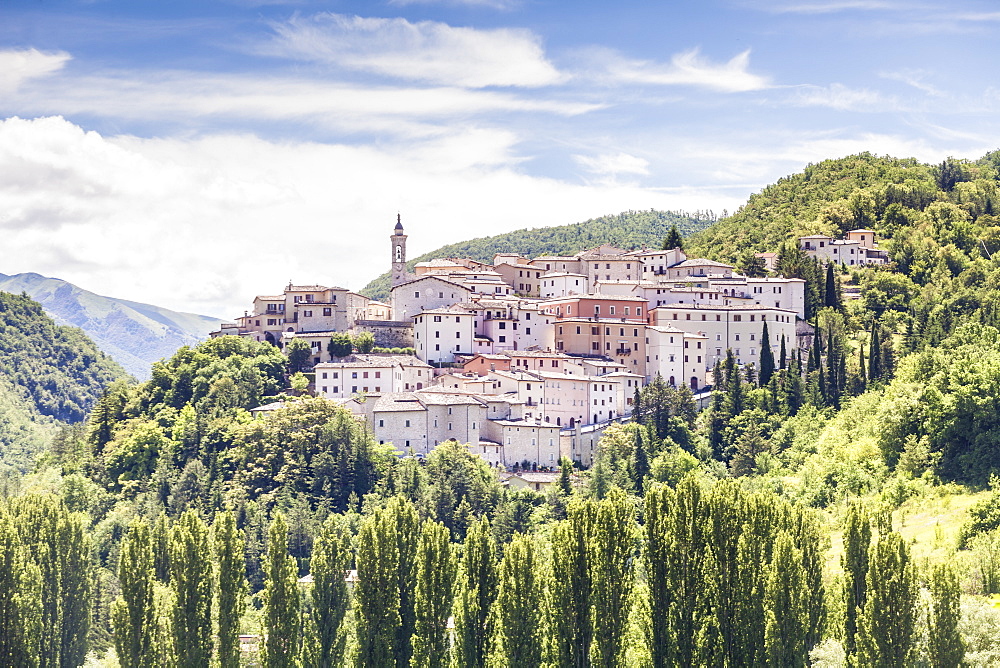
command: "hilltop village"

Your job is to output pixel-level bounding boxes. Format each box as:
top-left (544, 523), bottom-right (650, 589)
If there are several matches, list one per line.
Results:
top-left (213, 218), bottom-right (887, 471)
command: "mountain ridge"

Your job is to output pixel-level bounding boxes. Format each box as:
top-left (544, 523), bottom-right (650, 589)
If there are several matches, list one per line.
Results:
top-left (0, 272), bottom-right (222, 380)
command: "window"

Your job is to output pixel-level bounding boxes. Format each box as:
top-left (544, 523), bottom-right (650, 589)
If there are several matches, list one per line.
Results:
top-left (323, 308), bottom-right (331, 316)
top-left (378, 419), bottom-right (384, 427)
top-left (405, 420), bottom-right (411, 427)
top-left (434, 315), bottom-right (442, 322)
top-left (363, 371), bottom-right (369, 378)
top-left (352, 372), bottom-right (358, 378)
top-left (610, 306), bottom-right (616, 315)
top-left (375, 371), bottom-right (381, 378)
top-left (333, 386), bottom-right (338, 393)
top-left (321, 372), bottom-right (328, 379)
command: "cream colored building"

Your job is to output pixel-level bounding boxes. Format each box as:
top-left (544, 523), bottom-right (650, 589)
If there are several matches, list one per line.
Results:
top-left (413, 308), bottom-right (475, 364)
top-left (315, 354), bottom-right (433, 399)
top-left (391, 276), bottom-right (472, 321)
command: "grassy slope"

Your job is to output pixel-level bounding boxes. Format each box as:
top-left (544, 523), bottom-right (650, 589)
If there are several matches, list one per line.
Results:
top-left (360, 209), bottom-right (712, 301)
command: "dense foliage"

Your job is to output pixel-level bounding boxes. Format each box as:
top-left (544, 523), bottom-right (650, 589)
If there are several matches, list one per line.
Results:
top-left (0, 291), bottom-right (128, 473)
top-left (360, 209), bottom-right (713, 300)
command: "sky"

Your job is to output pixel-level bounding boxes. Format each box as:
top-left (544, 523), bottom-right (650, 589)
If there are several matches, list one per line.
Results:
top-left (1, 0), bottom-right (999, 318)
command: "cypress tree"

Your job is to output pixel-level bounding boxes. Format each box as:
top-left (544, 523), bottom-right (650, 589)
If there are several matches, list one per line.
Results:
top-left (453, 518), bottom-right (498, 668)
top-left (630, 428), bottom-right (650, 494)
top-left (310, 516), bottom-right (350, 668)
top-left (842, 504), bottom-right (870, 655)
top-left (171, 510), bottom-right (213, 668)
top-left (112, 519), bottom-right (156, 668)
top-left (868, 322), bottom-right (882, 383)
top-left (824, 262), bottom-right (839, 309)
top-left (759, 322), bottom-right (775, 386)
top-left (779, 335), bottom-right (787, 370)
top-left (855, 532), bottom-right (917, 667)
top-left (409, 522), bottom-right (457, 668)
top-left (662, 225), bottom-right (684, 251)
top-left (214, 511), bottom-right (246, 668)
top-left (558, 457), bottom-right (574, 497)
top-left (263, 513), bottom-right (300, 668)
top-left (488, 534), bottom-right (544, 668)
top-left (927, 563), bottom-right (964, 668)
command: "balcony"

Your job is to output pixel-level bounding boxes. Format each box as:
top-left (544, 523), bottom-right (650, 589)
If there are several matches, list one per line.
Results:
top-left (616, 348), bottom-right (632, 356)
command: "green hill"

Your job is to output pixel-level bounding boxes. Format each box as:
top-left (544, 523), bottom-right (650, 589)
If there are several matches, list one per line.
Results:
top-left (360, 209), bottom-right (712, 301)
top-left (686, 151), bottom-right (1000, 266)
top-left (0, 291), bottom-right (129, 473)
top-left (0, 272), bottom-right (223, 380)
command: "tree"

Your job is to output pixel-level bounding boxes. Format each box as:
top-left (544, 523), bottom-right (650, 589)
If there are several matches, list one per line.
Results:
top-left (759, 322), bottom-right (775, 386)
top-left (355, 497), bottom-right (420, 668)
top-left (453, 518), bottom-right (497, 668)
top-left (410, 521), bottom-right (457, 668)
top-left (662, 225), bottom-right (684, 251)
top-left (824, 262), bottom-right (841, 310)
top-left (588, 490), bottom-right (636, 667)
top-left (285, 338), bottom-right (312, 374)
top-left (488, 534), bottom-right (544, 668)
top-left (112, 519), bottom-right (156, 668)
top-left (0, 508), bottom-right (42, 668)
top-left (328, 334), bottom-right (353, 360)
top-left (738, 250), bottom-right (768, 277)
top-left (927, 563), bottom-right (964, 668)
top-left (310, 516), bottom-right (350, 668)
top-left (764, 532), bottom-right (809, 667)
top-left (171, 510), bottom-right (213, 668)
top-left (842, 504), bottom-right (870, 655)
top-left (855, 531), bottom-right (917, 667)
top-left (263, 513), bottom-right (300, 668)
top-left (214, 511), bottom-right (247, 668)
top-left (354, 331), bottom-right (376, 354)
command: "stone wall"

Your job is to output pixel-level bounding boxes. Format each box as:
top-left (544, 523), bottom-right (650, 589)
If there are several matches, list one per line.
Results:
top-left (352, 320), bottom-right (414, 348)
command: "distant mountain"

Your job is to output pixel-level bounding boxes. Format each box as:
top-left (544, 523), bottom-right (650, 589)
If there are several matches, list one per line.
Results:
top-left (0, 272), bottom-right (222, 380)
top-left (359, 209), bottom-right (714, 301)
top-left (0, 291), bottom-right (128, 472)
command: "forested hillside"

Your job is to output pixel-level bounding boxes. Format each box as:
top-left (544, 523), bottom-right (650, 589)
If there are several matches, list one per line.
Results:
top-left (0, 291), bottom-right (128, 473)
top-left (7, 154), bottom-right (1000, 665)
top-left (360, 209), bottom-right (712, 300)
top-left (0, 272), bottom-right (222, 380)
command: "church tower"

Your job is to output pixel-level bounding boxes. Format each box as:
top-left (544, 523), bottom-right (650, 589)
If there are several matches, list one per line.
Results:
top-left (391, 214), bottom-right (408, 287)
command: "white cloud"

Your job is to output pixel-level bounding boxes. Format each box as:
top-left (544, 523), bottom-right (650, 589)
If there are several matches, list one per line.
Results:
top-left (880, 69), bottom-right (944, 97)
top-left (6, 71), bottom-right (598, 138)
top-left (388, 0), bottom-right (520, 8)
top-left (573, 152), bottom-right (650, 183)
top-left (793, 83), bottom-right (893, 111)
top-left (765, 1), bottom-right (897, 14)
top-left (0, 116), bottom-right (710, 316)
top-left (263, 13), bottom-right (564, 88)
top-left (603, 48), bottom-right (770, 93)
top-left (0, 49), bottom-right (71, 94)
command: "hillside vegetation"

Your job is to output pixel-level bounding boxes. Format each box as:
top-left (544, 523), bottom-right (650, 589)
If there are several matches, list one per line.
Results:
top-left (360, 209), bottom-right (712, 300)
top-left (0, 291), bottom-right (128, 473)
top-left (0, 272), bottom-right (222, 380)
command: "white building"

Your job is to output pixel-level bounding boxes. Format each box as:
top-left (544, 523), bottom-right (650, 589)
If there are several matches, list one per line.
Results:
top-left (413, 308), bottom-right (476, 365)
top-left (315, 355), bottom-right (433, 399)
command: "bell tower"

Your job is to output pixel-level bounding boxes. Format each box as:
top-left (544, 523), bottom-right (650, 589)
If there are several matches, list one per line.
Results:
top-left (391, 213), bottom-right (408, 287)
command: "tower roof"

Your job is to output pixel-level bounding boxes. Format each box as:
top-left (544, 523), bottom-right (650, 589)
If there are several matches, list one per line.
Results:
top-left (394, 213), bottom-right (404, 234)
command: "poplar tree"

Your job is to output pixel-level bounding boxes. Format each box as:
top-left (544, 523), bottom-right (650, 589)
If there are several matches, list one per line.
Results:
top-left (263, 512), bottom-right (300, 668)
top-left (842, 504), bottom-right (870, 654)
top-left (214, 511), bottom-right (247, 668)
top-left (310, 516), bottom-right (350, 668)
top-left (355, 497), bottom-right (419, 668)
top-left (855, 532), bottom-right (917, 667)
top-left (588, 489), bottom-right (636, 667)
top-left (112, 519), bottom-right (156, 668)
top-left (927, 563), bottom-right (964, 668)
top-left (550, 503), bottom-right (593, 668)
top-left (453, 518), bottom-right (497, 668)
top-left (0, 508), bottom-right (42, 668)
top-left (171, 510), bottom-right (212, 668)
top-left (410, 521), bottom-right (457, 668)
top-left (489, 534), bottom-right (544, 668)
top-left (759, 322), bottom-right (775, 386)
top-left (764, 532), bottom-right (809, 667)
top-left (11, 494), bottom-right (91, 668)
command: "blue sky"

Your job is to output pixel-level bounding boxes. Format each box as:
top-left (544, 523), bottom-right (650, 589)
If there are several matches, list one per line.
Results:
top-left (1, 0), bottom-right (998, 316)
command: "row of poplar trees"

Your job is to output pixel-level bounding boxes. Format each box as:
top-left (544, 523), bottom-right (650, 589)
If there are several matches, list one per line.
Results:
top-left (2, 482), bottom-right (963, 667)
